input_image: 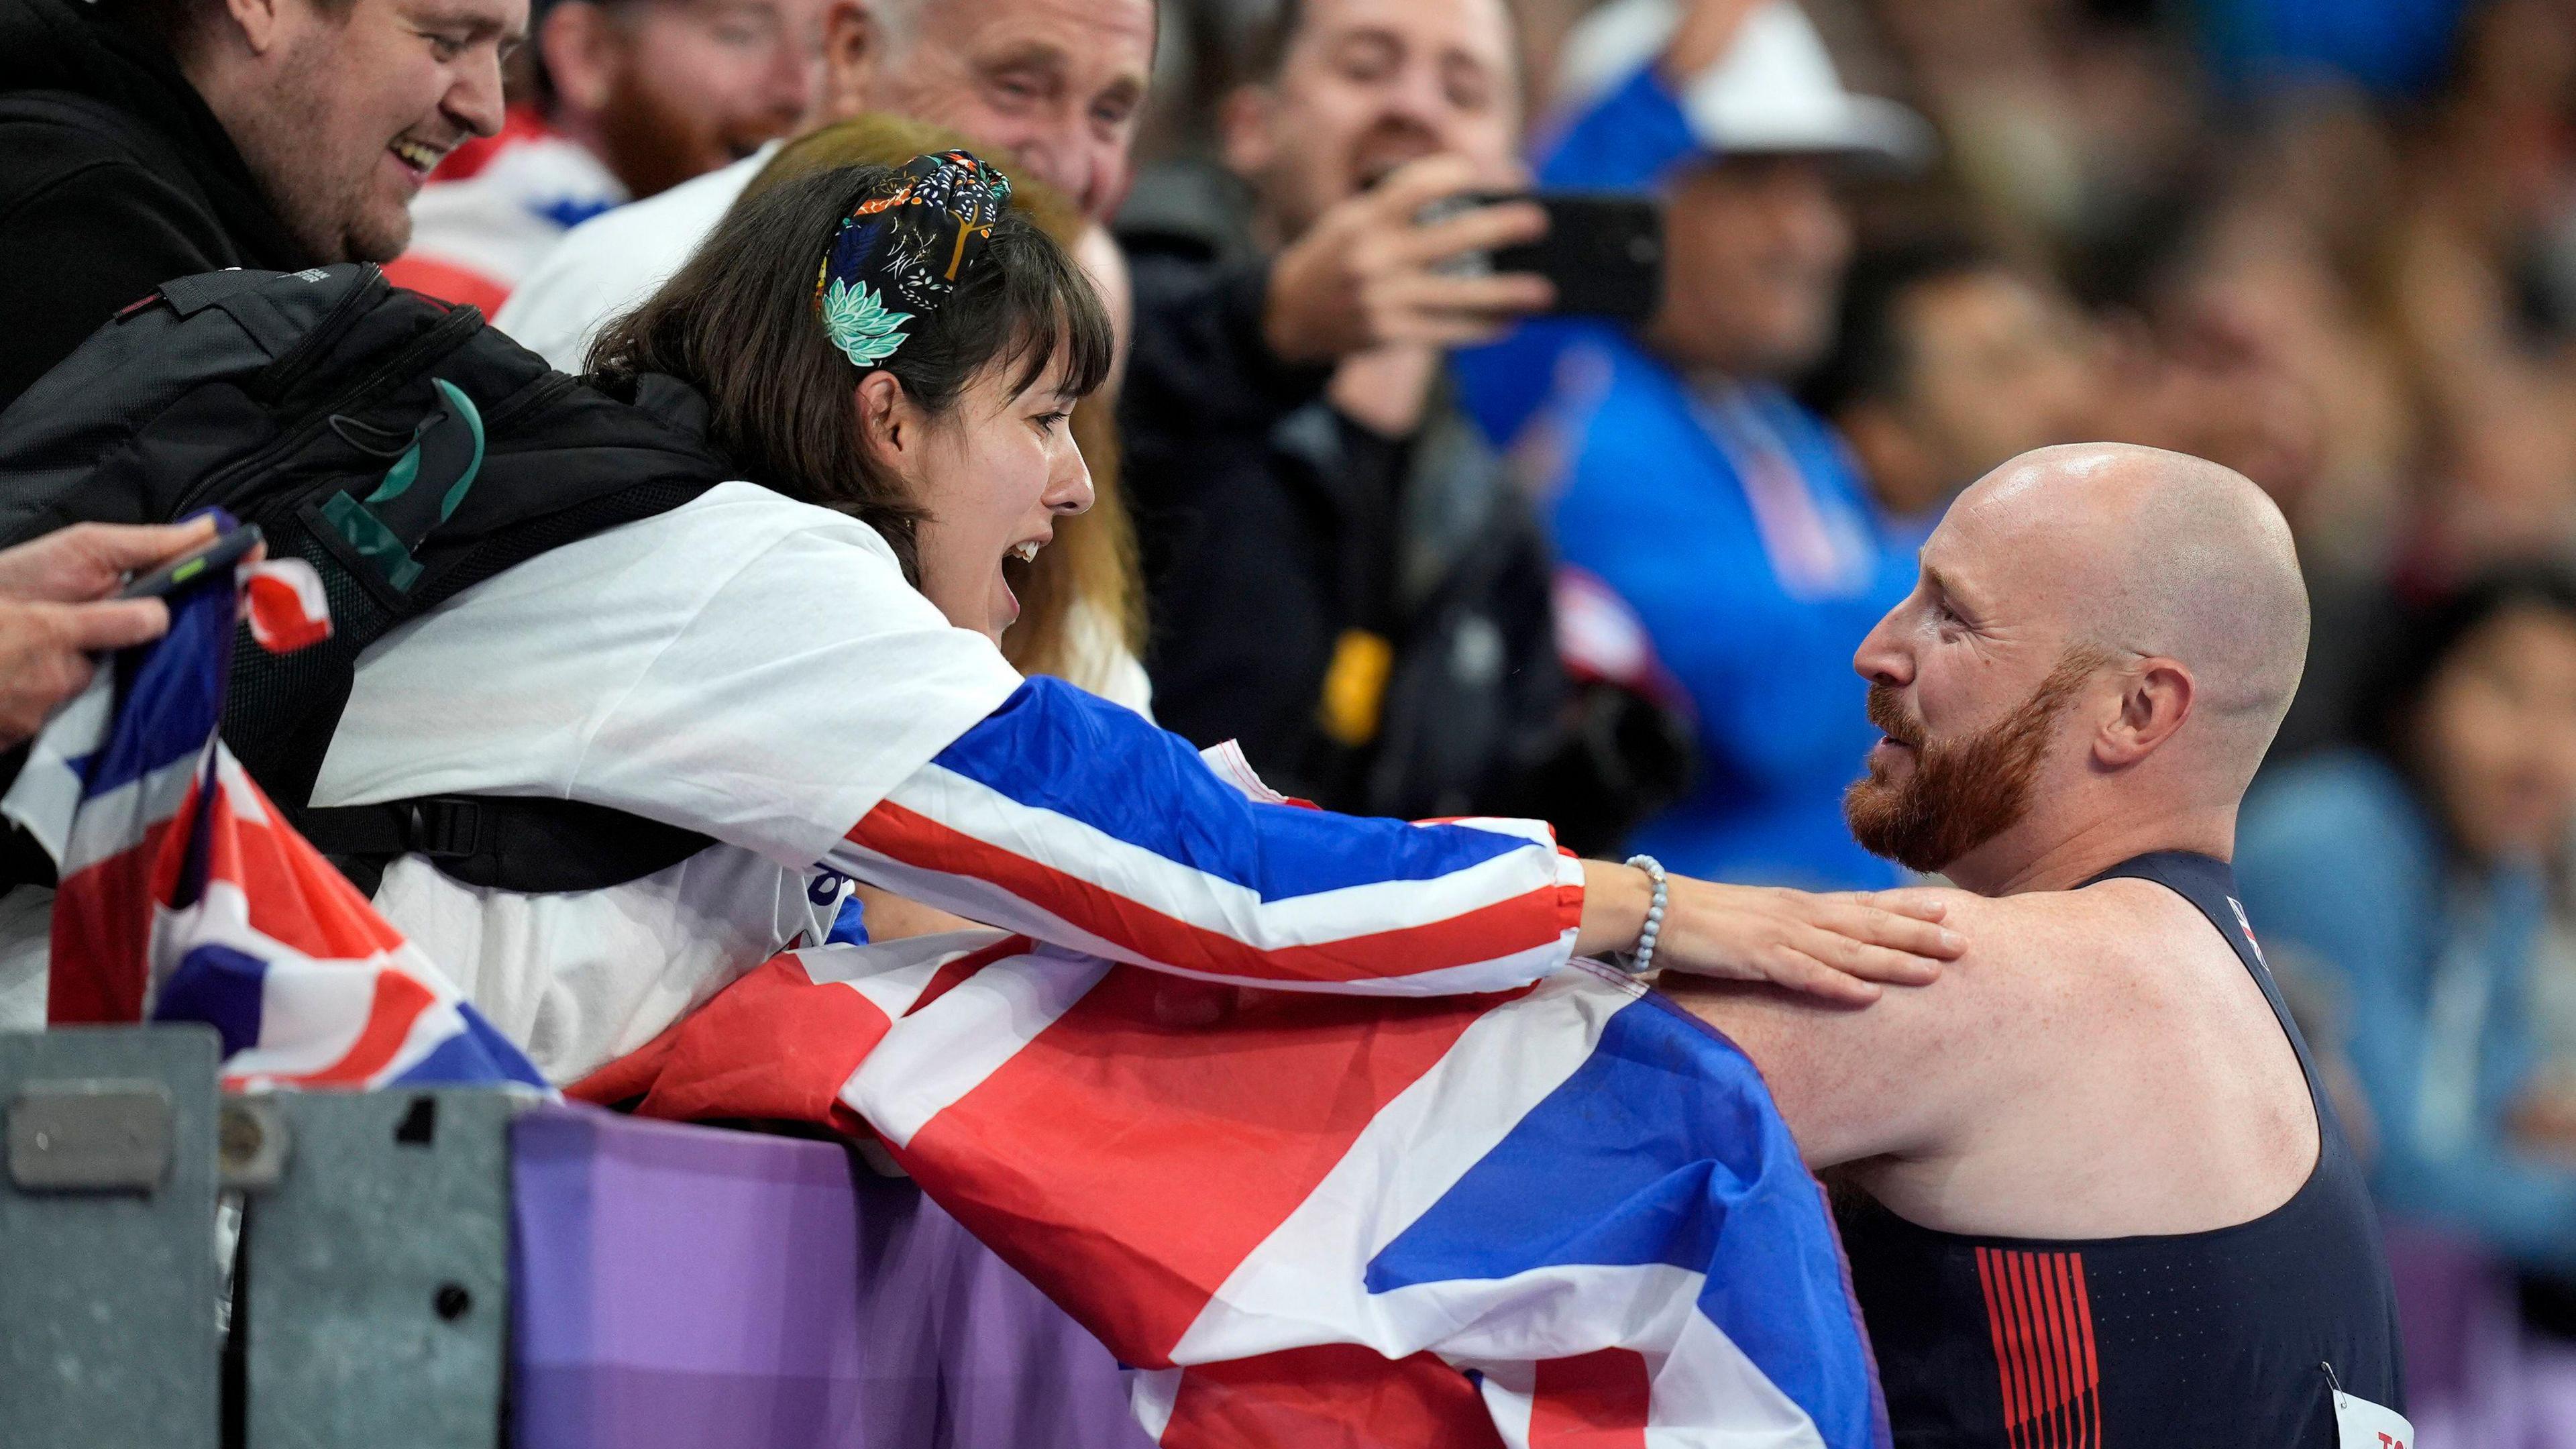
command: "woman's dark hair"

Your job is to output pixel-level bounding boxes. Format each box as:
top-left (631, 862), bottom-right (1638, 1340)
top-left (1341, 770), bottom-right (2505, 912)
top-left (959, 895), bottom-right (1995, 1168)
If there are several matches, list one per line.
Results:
top-left (2359, 562), bottom-right (2576, 762)
top-left (586, 162), bottom-right (1116, 578)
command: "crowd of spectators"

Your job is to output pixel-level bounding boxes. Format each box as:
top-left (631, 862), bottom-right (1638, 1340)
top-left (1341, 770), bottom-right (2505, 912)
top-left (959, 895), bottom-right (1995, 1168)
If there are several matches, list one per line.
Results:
top-left (11, 0), bottom-right (2576, 1427)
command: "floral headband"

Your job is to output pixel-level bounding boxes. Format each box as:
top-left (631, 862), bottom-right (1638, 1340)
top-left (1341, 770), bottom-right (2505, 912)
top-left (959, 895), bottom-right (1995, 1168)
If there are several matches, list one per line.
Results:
top-left (814, 149), bottom-right (1013, 370)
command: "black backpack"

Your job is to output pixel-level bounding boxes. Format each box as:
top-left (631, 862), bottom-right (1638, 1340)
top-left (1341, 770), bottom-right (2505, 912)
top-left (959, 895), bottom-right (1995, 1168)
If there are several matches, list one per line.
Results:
top-left (0, 263), bottom-right (725, 894)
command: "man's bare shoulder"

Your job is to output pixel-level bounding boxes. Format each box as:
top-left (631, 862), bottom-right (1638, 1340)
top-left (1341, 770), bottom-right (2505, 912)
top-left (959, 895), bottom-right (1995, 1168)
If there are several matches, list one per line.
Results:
top-left (1881, 881), bottom-right (2200, 994)
top-left (1656, 878), bottom-right (2235, 1170)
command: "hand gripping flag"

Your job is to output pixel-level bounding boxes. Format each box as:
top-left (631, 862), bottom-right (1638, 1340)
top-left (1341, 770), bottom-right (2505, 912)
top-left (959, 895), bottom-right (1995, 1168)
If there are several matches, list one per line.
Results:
top-left (582, 792), bottom-right (1892, 1447)
top-left (2, 548), bottom-right (543, 1089)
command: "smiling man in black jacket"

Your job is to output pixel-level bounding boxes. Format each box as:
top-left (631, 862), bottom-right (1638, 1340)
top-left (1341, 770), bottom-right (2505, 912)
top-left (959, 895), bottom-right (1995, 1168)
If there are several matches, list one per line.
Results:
top-left (0, 0), bottom-right (522, 411)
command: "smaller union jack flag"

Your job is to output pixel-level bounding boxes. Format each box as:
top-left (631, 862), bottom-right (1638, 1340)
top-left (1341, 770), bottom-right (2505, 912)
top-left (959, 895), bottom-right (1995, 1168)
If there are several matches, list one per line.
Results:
top-left (1, 529), bottom-right (542, 1090)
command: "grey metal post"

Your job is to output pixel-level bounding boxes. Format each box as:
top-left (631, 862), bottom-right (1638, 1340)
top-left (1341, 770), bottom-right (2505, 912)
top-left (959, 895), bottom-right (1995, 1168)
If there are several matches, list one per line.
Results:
top-left (0, 1024), bottom-right (223, 1449)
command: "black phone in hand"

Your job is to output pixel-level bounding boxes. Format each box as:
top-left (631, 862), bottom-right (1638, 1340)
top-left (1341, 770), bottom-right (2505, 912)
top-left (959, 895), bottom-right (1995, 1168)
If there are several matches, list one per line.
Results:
top-left (1493, 193), bottom-right (1665, 324)
top-left (1421, 191), bottom-right (1665, 324)
top-left (115, 523), bottom-right (262, 602)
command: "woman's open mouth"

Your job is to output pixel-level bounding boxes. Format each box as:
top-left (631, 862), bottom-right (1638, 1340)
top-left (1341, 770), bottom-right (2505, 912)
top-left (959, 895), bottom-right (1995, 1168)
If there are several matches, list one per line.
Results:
top-left (995, 535), bottom-right (1049, 627)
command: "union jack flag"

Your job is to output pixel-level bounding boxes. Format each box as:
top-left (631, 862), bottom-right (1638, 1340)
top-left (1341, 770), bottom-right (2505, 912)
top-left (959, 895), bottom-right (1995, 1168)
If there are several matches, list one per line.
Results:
top-left (1, 545), bottom-right (543, 1089)
top-left (590, 857), bottom-right (1892, 1446)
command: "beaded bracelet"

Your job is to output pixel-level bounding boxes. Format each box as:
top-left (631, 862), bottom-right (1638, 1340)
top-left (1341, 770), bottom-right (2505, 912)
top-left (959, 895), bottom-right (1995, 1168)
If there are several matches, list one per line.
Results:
top-left (1621, 854), bottom-right (1668, 977)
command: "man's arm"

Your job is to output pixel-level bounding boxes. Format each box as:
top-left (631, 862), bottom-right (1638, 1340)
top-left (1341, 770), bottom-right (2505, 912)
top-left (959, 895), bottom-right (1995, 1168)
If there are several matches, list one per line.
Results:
top-left (1663, 887), bottom-right (2010, 1168)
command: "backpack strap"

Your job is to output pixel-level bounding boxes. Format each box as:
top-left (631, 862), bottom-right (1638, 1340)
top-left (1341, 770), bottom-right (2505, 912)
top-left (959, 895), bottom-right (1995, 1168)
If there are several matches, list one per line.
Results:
top-left (297, 796), bottom-right (712, 897)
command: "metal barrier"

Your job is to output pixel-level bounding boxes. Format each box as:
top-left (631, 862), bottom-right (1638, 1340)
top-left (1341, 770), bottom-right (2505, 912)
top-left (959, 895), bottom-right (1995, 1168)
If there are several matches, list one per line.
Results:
top-left (1, 1024), bottom-right (223, 1447)
top-left (1, 1028), bottom-right (525, 1449)
top-left (2, 1028), bottom-right (1148, 1449)
top-left (236, 1089), bottom-right (521, 1449)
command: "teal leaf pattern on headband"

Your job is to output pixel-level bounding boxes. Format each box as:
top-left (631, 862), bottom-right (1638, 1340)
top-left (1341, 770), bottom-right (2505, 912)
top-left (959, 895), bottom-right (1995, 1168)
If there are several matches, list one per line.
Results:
top-left (821, 277), bottom-right (914, 368)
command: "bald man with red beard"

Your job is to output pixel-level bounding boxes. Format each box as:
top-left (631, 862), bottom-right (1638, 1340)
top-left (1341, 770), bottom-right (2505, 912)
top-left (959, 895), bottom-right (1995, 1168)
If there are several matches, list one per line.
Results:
top-left (1665, 443), bottom-right (2407, 1448)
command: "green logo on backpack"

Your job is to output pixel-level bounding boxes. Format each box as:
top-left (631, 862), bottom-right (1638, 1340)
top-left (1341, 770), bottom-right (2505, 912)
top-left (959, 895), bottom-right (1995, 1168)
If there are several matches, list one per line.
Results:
top-left (323, 378), bottom-right (485, 593)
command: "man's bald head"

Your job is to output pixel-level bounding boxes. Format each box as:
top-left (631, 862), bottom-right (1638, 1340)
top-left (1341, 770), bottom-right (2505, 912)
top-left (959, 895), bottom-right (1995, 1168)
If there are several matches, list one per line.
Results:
top-left (1849, 443), bottom-right (2308, 888)
top-left (1954, 443), bottom-right (2308, 765)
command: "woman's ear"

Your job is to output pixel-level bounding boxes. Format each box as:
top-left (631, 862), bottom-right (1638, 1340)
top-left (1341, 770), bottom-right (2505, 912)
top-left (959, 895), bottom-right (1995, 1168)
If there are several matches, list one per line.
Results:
top-left (852, 370), bottom-right (914, 482)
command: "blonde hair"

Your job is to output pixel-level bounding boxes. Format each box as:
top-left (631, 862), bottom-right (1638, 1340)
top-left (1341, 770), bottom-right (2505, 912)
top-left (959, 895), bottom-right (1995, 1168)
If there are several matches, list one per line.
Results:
top-left (744, 115), bottom-right (1146, 686)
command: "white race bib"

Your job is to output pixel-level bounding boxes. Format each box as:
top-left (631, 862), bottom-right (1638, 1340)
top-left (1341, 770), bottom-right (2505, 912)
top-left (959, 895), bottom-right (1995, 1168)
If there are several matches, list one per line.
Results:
top-left (2333, 1387), bottom-right (2414, 1449)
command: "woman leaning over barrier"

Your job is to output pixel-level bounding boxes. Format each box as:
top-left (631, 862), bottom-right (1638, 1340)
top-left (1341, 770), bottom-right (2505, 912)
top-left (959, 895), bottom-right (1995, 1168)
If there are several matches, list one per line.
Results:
top-left (320, 151), bottom-right (1965, 1083)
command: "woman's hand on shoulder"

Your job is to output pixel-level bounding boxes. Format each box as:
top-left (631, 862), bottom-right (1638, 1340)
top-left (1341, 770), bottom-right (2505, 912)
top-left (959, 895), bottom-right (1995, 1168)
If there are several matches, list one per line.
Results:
top-left (1580, 861), bottom-right (1964, 1005)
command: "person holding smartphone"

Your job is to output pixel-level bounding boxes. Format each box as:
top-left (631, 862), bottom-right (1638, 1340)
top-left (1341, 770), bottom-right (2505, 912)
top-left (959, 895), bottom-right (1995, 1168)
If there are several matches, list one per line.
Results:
top-left (1453, 0), bottom-right (1935, 892)
top-left (0, 519), bottom-right (223, 749)
top-left (0, 518), bottom-right (235, 1004)
top-left (1115, 0), bottom-right (1690, 852)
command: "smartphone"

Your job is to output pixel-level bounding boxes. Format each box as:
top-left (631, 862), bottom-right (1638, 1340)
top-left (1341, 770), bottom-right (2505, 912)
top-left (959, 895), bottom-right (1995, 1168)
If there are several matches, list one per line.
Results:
top-left (1423, 192), bottom-right (1666, 324)
top-left (115, 523), bottom-right (263, 602)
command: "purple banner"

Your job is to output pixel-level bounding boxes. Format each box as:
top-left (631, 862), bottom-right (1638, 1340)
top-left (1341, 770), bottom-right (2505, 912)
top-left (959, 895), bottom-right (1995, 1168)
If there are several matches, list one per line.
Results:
top-left (510, 1104), bottom-right (1154, 1449)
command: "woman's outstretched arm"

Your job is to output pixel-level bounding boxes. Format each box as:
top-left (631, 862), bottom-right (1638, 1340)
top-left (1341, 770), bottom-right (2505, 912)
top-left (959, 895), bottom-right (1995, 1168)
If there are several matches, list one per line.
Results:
top-left (823, 678), bottom-right (1957, 999)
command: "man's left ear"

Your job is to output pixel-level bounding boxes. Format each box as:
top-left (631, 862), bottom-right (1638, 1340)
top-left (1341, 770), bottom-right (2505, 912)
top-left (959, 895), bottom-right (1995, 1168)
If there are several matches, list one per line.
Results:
top-left (2095, 658), bottom-right (2194, 767)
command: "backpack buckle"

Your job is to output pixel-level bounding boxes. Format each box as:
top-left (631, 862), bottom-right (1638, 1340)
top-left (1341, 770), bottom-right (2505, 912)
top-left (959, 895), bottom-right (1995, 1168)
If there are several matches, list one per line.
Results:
top-left (402, 799), bottom-right (488, 859)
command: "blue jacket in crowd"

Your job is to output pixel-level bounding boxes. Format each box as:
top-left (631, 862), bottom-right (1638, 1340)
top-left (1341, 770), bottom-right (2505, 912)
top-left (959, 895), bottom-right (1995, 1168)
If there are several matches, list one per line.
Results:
top-left (2235, 749), bottom-right (2576, 1273)
top-left (1454, 63), bottom-right (1906, 889)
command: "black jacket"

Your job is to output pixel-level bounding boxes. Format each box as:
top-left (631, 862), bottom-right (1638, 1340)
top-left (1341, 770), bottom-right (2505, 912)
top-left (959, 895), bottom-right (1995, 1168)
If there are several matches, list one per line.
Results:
top-left (1118, 178), bottom-right (1688, 852)
top-left (0, 0), bottom-right (313, 413)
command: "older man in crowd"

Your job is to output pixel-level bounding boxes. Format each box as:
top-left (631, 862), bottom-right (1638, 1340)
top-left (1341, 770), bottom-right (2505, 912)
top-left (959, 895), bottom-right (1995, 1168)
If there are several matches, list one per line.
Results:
top-left (1670, 442), bottom-right (2408, 1445)
top-left (382, 0), bottom-right (824, 311)
top-left (496, 0), bottom-right (1152, 371)
top-left (1456, 0), bottom-right (1933, 890)
top-left (0, 0), bottom-right (518, 410)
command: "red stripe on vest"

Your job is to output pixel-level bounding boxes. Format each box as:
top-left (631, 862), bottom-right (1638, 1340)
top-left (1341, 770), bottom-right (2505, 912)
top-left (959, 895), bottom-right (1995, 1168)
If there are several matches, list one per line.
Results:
top-left (1977, 1248), bottom-right (2104, 1448)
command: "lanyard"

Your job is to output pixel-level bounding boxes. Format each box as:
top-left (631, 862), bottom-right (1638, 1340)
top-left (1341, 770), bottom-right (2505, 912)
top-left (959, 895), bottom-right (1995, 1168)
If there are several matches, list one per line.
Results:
top-left (1688, 384), bottom-right (1872, 600)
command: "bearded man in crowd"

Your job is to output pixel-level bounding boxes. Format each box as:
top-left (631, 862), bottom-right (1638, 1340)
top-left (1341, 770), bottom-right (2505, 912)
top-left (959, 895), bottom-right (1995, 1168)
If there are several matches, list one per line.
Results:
top-left (383, 0), bottom-right (825, 310)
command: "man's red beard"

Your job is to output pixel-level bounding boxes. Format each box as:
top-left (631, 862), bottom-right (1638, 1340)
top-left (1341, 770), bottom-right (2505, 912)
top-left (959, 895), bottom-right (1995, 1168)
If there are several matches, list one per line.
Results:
top-left (594, 66), bottom-right (793, 202)
top-left (1844, 650), bottom-right (2107, 874)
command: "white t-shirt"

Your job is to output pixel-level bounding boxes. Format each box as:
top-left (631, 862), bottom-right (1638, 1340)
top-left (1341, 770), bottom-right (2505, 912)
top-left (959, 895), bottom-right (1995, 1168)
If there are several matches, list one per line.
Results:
top-left (496, 145), bottom-right (773, 374)
top-left (307, 480), bottom-right (1022, 1081)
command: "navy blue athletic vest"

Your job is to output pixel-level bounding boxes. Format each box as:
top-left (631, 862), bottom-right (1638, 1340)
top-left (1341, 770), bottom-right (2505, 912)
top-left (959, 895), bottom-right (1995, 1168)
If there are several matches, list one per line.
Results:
top-left (1838, 851), bottom-right (2404, 1448)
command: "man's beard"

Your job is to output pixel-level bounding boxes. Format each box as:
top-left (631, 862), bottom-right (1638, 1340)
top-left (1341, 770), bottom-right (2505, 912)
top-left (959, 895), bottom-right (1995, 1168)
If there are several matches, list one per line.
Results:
top-left (1844, 649), bottom-right (2106, 874)
top-left (594, 64), bottom-right (789, 201)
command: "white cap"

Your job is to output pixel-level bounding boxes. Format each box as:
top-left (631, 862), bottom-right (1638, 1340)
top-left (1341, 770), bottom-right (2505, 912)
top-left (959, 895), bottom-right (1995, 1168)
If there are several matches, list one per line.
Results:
top-left (1554, 0), bottom-right (1933, 166)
